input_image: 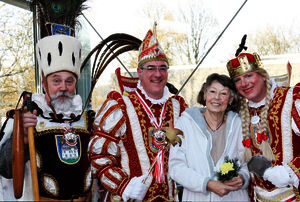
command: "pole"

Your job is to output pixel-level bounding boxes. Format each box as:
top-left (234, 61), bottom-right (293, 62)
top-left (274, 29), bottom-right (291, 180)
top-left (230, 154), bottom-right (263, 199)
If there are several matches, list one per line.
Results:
top-left (176, 0), bottom-right (248, 95)
top-left (82, 14), bottom-right (133, 77)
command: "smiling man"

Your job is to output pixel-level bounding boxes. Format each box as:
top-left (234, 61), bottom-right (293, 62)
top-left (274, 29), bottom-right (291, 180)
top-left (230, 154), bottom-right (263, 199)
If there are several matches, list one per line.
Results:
top-left (227, 52), bottom-right (300, 201)
top-left (88, 25), bottom-right (187, 201)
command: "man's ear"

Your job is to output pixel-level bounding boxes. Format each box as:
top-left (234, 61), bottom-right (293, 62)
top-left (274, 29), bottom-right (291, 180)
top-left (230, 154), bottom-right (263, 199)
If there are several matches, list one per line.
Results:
top-left (263, 75), bottom-right (267, 82)
top-left (42, 78), bottom-right (51, 103)
top-left (41, 78), bottom-right (48, 94)
top-left (41, 79), bottom-right (46, 90)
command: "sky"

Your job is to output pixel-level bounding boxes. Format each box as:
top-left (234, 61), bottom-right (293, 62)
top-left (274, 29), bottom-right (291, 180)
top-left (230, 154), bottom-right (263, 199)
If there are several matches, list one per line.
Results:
top-left (83, 0), bottom-right (300, 63)
top-left (80, 0), bottom-right (300, 83)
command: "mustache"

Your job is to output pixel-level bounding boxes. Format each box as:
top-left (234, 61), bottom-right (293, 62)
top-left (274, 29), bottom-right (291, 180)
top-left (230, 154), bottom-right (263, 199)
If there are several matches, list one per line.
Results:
top-left (50, 91), bottom-right (74, 100)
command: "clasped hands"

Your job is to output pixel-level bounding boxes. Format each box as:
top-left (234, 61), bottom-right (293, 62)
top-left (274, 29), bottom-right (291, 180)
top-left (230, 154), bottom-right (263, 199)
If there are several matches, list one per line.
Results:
top-left (207, 175), bottom-right (244, 197)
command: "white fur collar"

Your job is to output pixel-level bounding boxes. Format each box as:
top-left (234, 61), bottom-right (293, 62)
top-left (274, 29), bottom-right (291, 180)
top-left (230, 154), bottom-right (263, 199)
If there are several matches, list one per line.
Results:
top-left (137, 80), bottom-right (170, 105)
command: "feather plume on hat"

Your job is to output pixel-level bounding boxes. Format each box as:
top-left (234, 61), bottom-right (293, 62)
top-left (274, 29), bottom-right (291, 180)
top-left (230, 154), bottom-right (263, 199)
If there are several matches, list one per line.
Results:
top-left (33, 0), bottom-right (88, 78)
top-left (33, 0), bottom-right (88, 36)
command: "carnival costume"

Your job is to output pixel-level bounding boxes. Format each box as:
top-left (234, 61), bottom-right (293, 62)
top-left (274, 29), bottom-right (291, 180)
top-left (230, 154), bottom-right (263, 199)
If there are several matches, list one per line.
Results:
top-left (227, 52), bottom-right (300, 201)
top-left (88, 27), bottom-right (187, 201)
top-left (169, 108), bottom-right (250, 201)
top-left (0, 33), bottom-right (94, 200)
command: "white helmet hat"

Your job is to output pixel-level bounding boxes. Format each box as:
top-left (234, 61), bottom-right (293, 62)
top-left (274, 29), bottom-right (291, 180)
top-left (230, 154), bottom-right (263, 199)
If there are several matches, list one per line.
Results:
top-left (36, 35), bottom-right (82, 78)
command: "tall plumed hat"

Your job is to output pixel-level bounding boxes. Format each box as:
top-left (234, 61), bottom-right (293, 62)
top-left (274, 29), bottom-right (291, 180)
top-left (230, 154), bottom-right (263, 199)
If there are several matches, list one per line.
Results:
top-left (138, 23), bottom-right (168, 67)
top-left (226, 52), bottom-right (264, 78)
top-left (34, 0), bottom-right (87, 78)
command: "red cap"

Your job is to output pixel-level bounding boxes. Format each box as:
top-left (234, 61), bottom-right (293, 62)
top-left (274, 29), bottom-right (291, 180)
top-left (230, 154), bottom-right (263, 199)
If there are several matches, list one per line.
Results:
top-left (138, 23), bottom-right (168, 67)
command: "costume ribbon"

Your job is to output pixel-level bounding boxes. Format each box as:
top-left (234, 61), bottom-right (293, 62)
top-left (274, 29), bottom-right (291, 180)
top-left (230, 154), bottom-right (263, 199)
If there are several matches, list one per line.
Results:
top-left (135, 91), bottom-right (166, 128)
top-left (135, 91), bottom-right (167, 183)
top-left (154, 149), bottom-right (165, 183)
top-left (256, 131), bottom-right (268, 144)
top-left (242, 138), bottom-right (252, 148)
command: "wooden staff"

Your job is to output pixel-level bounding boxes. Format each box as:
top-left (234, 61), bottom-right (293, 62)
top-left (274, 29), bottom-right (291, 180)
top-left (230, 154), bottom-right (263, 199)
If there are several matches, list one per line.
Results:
top-left (142, 157), bottom-right (156, 184)
top-left (21, 92), bottom-right (39, 201)
top-left (12, 109), bottom-right (25, 199)
top-left (27, 123), bottom-right (39, 201)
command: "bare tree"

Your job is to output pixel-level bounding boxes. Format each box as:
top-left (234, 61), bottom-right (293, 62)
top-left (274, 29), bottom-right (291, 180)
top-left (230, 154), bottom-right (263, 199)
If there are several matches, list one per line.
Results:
top-left (248, 25), bottom-right (300, 55)
top-left (177, 0), bottom-right (218, 65)
top-left (140, 0), bottom-right (166, 24)
top-left (0, 3), bottom-right (35, 118)
top-left (135, 0), bottom-right (219, 66)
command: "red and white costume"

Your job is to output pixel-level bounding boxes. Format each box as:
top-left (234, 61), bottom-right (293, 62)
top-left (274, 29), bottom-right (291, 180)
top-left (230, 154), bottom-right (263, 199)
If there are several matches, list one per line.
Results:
top-left (247, 80), bottom-right (300, 201)
top-left (88, 81), bottom-right (187, 201)
top-left (227, 52), bottom-right (300, 201)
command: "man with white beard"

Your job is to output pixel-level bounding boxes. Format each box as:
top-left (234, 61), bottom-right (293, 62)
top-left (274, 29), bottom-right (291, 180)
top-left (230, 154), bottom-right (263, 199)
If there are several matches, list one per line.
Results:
top-left (0, 35), bottom-right (95, 201)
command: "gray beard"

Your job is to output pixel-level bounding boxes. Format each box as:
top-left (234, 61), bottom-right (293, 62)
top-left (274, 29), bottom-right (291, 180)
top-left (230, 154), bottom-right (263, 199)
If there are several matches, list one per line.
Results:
top-left (50, 92), bottom-right (74, 113)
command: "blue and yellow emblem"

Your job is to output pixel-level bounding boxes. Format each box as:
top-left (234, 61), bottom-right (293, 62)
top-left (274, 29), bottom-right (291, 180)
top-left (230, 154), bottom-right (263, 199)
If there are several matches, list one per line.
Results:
top-left (55, 133), bottom-right (81, 164)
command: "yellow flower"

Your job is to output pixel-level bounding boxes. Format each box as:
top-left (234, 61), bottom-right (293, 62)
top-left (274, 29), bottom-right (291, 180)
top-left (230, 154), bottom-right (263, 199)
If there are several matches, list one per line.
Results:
top-left (220, 162), bottom-right (234, 175)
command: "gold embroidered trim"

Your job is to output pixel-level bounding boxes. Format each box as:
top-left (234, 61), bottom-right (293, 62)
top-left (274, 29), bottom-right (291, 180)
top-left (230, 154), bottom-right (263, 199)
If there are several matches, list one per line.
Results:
top-left (256, 189), bottom-right (295, 202)
top-left (288, 162), bottom-right (300, 178)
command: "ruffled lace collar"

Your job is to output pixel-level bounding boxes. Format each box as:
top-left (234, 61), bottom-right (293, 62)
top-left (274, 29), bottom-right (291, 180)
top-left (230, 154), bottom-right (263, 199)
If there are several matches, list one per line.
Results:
top-left (248, 79), bottom-right (277, 108)
top-left (137, 80), bottom-right (170, 105)
top-left (32, 93), bottom-right (83, 118)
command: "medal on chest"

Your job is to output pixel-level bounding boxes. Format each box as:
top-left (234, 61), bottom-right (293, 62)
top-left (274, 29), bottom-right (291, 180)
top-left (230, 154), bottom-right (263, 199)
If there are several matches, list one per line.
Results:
top-left (251, 115), bottom-right (260, 125)
top-left (149, 127), bottom-right (167, 152)
top-left (56, 123), bottom-right (81, 164)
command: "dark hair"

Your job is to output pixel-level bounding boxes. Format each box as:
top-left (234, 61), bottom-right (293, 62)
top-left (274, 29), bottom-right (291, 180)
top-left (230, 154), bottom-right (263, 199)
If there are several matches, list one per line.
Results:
top-left (197, 73), bottom-right (240, 112)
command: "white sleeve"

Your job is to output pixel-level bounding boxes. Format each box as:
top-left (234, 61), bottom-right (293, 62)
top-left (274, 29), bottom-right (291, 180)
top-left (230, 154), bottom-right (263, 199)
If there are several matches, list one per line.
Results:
top-left (236, 119), bottom-right (250, 189)
top-left (0, 118), bottom-right (14, 150)
top-left (169, 117), bottom-right (211, 193)
top-left (94, 99), bottom-right (126, 137)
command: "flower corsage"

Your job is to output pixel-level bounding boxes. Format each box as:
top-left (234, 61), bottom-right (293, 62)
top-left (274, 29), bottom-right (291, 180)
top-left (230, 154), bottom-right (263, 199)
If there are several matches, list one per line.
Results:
top-left (216, 156), bottom-right (241, 182)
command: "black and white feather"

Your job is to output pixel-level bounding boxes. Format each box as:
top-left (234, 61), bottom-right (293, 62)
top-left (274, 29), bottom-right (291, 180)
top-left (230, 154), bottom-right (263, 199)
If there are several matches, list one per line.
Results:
top-left (33, 0), bottom-right (88, 30)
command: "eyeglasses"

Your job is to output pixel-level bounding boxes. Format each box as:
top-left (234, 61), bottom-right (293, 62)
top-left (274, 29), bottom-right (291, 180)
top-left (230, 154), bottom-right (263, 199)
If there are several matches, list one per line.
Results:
top-left (140, 65), bottom-right (169, 72)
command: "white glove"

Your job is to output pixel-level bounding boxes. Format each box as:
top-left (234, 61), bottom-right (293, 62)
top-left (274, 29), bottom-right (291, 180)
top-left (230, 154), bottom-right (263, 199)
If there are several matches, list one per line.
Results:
top-left (284, 164), bottom-right (299, 188)
top-left (122, 174), bottom-right (150, 201)
top-left (263, 165), bottom-right (293, 188)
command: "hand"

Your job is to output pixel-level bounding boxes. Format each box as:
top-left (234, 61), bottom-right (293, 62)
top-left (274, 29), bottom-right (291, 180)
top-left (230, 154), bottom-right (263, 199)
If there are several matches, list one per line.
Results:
top-left (263, 166), bottom-right (292, 188)
top-left (207, 180), bottom-right (237, 197)
top-left (122, 174), bottom-right (150, 201)
top-left (22, 107), bottom-right (37, 144)
top-left (223, 175), bottom-right (244, 190)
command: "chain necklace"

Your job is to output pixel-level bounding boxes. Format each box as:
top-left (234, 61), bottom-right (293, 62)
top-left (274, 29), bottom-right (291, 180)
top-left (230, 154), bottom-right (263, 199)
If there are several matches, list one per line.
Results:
top-left (203, 114), bottom-right (225, 132)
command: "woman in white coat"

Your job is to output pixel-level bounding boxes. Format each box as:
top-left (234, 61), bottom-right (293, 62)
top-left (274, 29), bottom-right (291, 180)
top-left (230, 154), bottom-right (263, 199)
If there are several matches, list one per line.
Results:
top-left (169, 73), bottom-right (250, 201)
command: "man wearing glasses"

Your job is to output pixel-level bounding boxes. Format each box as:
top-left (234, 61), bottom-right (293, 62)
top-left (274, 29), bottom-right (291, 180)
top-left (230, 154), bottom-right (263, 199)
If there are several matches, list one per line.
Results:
top-left (88, 25), bottom-right (187, 201)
